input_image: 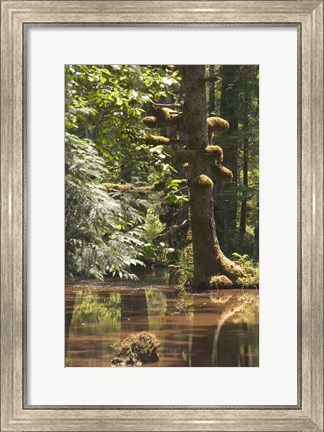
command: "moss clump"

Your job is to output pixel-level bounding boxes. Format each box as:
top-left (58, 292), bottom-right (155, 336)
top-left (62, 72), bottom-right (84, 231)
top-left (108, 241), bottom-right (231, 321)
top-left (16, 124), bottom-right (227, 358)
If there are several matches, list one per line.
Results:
top-left (207, 117), bottom-right (230, 133)
top-left (143, 116), bottom-right (158, 128)
top-left (102, 182), bottom-right (130, 192)
top-left (143, 110), bottom-right (182, 129)
top-left (103, 181), bottom-right (164, 192)
top-left (153, 107), bottom-right (182, 124)
top-left (213, 165), bottom-right (233, 183)
top-left (209, 275), bottom-right (233, 289)
top-left (204, 145), bottom-right (223, 163)
top-left (190, 174), bottom-right (213, 189)
top-left (144, 134), bottom-right (171, 145)
top-left (112, 331), bottom-right (160, 365)
top-left (154, 107), bottom-right (173, 121)
top-left (207, 117), bottom-right (230, 143)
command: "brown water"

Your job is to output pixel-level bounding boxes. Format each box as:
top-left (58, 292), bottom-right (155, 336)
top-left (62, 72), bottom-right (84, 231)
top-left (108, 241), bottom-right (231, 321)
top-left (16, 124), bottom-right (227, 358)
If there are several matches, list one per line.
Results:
top-left (65, 271), bottom-right (259, 367)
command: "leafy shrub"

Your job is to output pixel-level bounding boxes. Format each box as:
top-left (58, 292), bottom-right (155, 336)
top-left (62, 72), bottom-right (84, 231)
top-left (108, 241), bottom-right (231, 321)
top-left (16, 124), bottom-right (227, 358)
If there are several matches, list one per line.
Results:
top-left (231, 253), bottom-right (259, 288)
top-left (65, 133), bottom-right (145, 280)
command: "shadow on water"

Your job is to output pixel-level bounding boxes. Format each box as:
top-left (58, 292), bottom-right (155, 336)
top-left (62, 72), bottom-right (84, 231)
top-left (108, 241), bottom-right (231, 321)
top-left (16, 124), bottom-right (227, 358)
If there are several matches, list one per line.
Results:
top-left (65, 270), bottom-right (259, 367)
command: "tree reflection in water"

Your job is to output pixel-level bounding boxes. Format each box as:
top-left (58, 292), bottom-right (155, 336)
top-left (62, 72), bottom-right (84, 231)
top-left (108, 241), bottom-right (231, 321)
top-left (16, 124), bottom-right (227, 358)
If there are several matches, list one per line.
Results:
top-left (65, 281), bottom-right (258, 367)
top-left (209, 292), bottom-right (259, 366)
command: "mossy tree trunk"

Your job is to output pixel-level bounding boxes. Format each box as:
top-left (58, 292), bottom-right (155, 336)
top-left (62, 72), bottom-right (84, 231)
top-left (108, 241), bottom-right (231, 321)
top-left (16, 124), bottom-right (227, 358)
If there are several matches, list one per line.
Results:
top-left (184, 66), bottom-right (242, 288)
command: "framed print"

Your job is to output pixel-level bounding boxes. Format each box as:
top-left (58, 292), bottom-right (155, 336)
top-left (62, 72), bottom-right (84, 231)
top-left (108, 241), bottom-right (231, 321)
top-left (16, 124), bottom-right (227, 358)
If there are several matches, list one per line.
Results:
top-left (1, 1), bottom-right (323, 431)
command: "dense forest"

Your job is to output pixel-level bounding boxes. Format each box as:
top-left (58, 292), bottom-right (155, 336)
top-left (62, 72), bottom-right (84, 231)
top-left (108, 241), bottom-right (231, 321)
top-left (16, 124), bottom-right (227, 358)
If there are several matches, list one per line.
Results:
top-left (65, 64), bottom-right (259, 290)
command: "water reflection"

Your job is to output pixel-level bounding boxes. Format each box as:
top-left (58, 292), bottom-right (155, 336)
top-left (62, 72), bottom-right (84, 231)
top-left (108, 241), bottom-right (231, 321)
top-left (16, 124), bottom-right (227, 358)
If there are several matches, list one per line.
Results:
top-left (65, 276), bottom-right (258, 367)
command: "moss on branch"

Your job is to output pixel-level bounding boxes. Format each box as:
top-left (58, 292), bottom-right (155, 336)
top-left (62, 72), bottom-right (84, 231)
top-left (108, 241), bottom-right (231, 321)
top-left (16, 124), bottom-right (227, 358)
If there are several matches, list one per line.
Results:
top-left (207, 117), bottom-right (230, 133)
top-left (142, 116), bottom-right (158, 128)
top-left (207, 117), bottom-right (230, 143)
top-left (153, 106), bottom-right (182, 121)
top-left (204, 145), bottom-right (223, 163)
top-left (103, 179), bottom-right (188, 193)
top-left (103, 181), bottom-right (165, 192)
top-left (212, 164), bottom-right (233, 183)
top-left (142, 108), bottom-right (183, 129)
top-left (144, 134), bottom-right (181, 146)
top-left (190, 174), bottom-right (213, 190)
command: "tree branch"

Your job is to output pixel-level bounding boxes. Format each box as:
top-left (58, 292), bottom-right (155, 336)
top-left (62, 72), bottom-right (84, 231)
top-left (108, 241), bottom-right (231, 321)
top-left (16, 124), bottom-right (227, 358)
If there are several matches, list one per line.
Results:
top-left (155, 219), bottom-right (190, 240)
top-left (103, 179), bottom-right (188, 193)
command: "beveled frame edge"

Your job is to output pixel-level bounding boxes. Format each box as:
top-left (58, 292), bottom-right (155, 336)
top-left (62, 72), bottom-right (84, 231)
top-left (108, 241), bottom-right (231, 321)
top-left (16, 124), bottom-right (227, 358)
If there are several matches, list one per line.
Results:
top-left (1, 1), bottom-right (323, 431)
top-left (21, 18), bottom-right (303, 412)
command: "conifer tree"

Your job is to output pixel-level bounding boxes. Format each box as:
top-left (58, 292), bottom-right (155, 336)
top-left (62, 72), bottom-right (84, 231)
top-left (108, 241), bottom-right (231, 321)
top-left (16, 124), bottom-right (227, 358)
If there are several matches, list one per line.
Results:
top-left (140, 66), bottom-right (244, 289)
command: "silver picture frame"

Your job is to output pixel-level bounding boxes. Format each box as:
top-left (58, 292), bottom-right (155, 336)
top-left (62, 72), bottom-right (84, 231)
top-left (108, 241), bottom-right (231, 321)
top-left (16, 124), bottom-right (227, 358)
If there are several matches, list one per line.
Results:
top-left (1, 1), bottom-right (323, 431)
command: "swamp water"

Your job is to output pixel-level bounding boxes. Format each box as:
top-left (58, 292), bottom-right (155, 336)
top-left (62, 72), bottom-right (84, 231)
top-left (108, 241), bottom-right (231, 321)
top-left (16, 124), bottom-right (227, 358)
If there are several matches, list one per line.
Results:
top-left (65, 271), bottom-right (259, 367)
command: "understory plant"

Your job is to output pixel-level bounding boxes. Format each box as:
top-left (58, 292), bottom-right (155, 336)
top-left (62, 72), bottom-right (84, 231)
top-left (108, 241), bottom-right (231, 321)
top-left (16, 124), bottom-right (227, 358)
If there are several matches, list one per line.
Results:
top-left (65, 133), bottom-right (145, 281)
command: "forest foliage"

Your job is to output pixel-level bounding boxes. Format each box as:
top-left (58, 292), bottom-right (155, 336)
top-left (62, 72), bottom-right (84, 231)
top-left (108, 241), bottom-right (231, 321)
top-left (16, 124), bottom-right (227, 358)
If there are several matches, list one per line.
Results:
top-left (65, 65), bottom-right (259, 282)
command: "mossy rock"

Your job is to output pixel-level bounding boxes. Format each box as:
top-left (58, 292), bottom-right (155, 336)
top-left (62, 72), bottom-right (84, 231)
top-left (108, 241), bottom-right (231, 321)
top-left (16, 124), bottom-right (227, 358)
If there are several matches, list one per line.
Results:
top-left (209, 275), bottom-right (233, 289)
top-left (194, 274), bottom-right (233, 290)
top-left (112, 332), bottom-right (160, 366)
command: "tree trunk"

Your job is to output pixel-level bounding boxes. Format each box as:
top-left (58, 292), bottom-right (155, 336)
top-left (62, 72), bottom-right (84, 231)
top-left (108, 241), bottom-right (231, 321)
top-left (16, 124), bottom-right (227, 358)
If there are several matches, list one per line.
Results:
top-left (184, 66), bottom-right (242, 288)
top-left (219, 65), bottom-right (241, 250)
top-left (208, 65), bottom-right (216, 114)
top-left (240, 94), bottom-right (250, 234)
top-left (239, 136), bottom-right (248, 232)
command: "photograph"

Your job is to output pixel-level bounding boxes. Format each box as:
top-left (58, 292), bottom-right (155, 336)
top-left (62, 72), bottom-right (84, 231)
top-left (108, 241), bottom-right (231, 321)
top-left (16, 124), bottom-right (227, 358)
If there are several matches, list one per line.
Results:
top-left (64, 64), bottom-right (259, 367)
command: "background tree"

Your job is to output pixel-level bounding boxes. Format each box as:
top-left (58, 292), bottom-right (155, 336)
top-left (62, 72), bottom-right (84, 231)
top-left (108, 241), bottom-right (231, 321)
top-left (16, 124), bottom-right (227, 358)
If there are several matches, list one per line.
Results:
top-left (212, 65), bottom-right (259, 257)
